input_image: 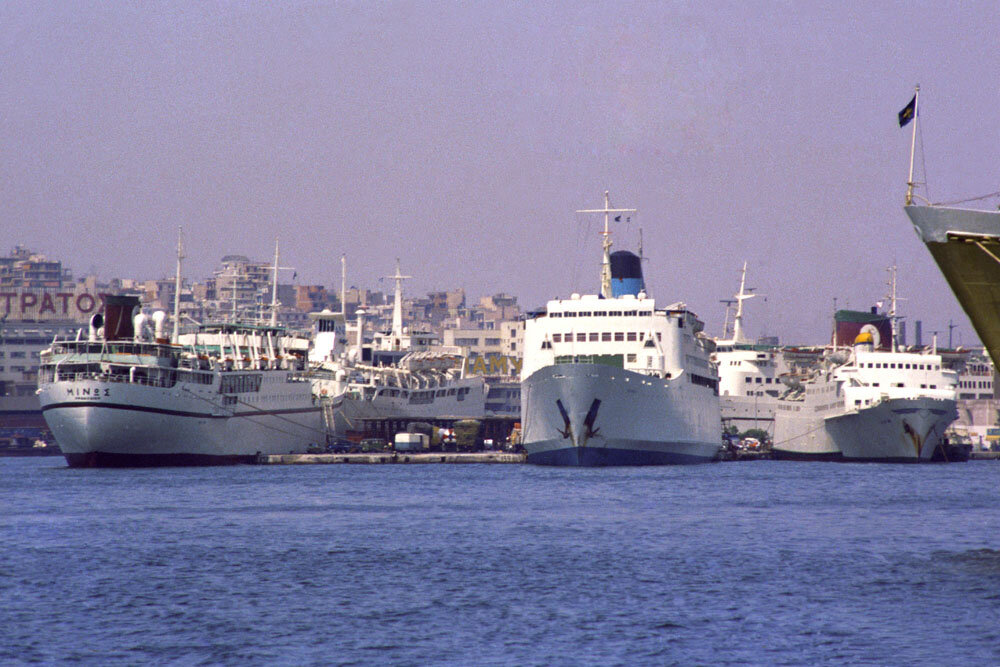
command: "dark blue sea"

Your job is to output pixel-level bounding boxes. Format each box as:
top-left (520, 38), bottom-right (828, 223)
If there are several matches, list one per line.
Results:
top-left (2, 457), bottom-right (999, 665)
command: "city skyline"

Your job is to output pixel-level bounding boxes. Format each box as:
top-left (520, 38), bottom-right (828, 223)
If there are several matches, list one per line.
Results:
top-left (3, 2), bottom-right (999, 345)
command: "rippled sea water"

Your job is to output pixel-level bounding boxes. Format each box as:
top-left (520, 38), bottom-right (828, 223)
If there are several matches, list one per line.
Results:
top-left (2, 456), bottom-right (999, 665)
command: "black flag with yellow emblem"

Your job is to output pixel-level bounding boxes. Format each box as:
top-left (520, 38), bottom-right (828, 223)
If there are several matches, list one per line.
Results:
top-left (898, 95), bottom-right (916, 127)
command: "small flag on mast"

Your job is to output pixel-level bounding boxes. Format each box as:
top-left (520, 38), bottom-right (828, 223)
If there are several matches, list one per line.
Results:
top-left (898, 94), bottom-right (916, 127)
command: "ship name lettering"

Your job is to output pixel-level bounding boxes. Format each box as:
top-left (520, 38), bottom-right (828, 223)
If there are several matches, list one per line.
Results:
top-left (65, 387), bottom-right (111, 398)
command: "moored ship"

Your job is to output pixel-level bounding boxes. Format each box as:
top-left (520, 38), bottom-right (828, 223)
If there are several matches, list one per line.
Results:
top-left (519, 192), bottom-right (721, 466)
top-left (899, 85), bottom-right (1000, 368)
top-left (713, 263), bottom-right (788, 434)
top-left (37, 239), bottom-right (323, 467)
top-left (308, 262), bottom-right (501, 441)
top-left (773, 291), bottom-right (959, 462)
top-left (904, 203), bottom-right (1000, 368)
top-left (37, 295), bottom-right (323, 467)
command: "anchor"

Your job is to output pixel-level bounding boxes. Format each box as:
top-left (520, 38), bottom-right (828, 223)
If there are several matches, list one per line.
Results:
top-left (555, 399), bottom-right (572, 439)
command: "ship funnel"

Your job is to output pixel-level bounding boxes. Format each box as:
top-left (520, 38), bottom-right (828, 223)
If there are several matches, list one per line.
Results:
top-left (133, 312), bottom-right (147, 342)
top-left (88, 313), bottom-right (104, 342)
top-left (103, 295), bottom-right (141, 342)
top-left (152, 310), bottom-right (167, 340)
top-left (610, 251), bottom-right (644, 298)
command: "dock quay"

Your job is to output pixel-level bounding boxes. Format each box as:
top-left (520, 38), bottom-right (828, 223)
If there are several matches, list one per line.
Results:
top-left (257, 451), bottom-right (526, 465)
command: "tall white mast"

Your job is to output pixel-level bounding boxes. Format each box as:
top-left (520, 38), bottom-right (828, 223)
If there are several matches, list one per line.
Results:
top-left (388, 258), bottom-right (411, 349)
top-left (887, 265), bottom-right (901, 352)
top-left (270, 238), bottom-right (280, 326)
top-left (172, 227), bottom-right (184, 344)
top-left (340, 254), bottom-right (347, 316)
top-left (267, 239), bottom-right (294, 327)
top-left (576, 190), bottom-right (637, 298)
top-left (717, 261), bottom-right (755, 345)
top-left (731, 261), bottom-right (755, 345)
top-left (905, 84), bottom-right (920, 206)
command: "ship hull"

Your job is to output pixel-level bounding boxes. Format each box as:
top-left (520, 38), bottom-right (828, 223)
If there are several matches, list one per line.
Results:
top-left (905, 205), bottom-right (1000, 367)
top-left (327, 377), bottom-right (490, 435)
top-left (772, 400), bottom-right (843, 461)
top-left (825, 397), bottom-right (958, 462)
top-left (521, 363), bottom-right (721, 466)
top-left (39, 378), bottom-right (322, 468)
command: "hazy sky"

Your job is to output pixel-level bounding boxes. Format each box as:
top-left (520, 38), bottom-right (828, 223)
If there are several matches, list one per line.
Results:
top-left (2, 1), bottom-right (999, 344)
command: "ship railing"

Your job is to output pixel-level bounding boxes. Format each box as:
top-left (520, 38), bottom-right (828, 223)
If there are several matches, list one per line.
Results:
top-left (48, 367), bottom-right (180, 389)
top-left (48, 340), bottom-right (177, 360)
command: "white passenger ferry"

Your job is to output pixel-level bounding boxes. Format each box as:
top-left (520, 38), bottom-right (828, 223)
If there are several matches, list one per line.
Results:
top-left (773, 290), bottom-right (958, 462)
top-left (37, 240), bottom-right (322, 466)
top-left (37, 297), bottom-right (322, 467)
top-left (520, 192), bottom-right (721, 466)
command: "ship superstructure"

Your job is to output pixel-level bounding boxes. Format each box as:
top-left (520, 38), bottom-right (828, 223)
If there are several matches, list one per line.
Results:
top-left (713, 263), bottom-right (788, 434)
top-left (519, 191), bottom-right (721, 466)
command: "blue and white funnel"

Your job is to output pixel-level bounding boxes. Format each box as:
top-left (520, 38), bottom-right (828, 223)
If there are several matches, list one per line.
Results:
top-left (610, 250), bottom-right (644, 297)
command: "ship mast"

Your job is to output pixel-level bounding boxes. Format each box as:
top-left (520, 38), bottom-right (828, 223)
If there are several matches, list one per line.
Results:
top-left (577, 190), bottom-right (637, 298)
top-left (341, 254), bottom-right (347, 316)
top-left (887, 265), bottom-right (902, 352)
top-left (388, 258), bottom-right (411, 349)
top-left (731, 261), bottom-right (755, 345)
top-left (717, 261), bottom-right (755, 345)
top-left (905, 84), bottom-right (920, 206)
top-left (268, 238), bottom-right (295, 326)
top-left (270, 239), bottom-right (280, 326)
top-left (171, 227), bottom-right (184, 344)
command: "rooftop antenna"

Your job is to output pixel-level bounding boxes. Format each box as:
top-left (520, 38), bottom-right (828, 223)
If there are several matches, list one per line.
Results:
top-left (577, 190), bottom-right (637, 298)
top-left (172, 227), bottom-right (184, 344)
top-left (948, 319), bottom-right (958, 349)
top-left (341, 254), bottom-right (347, 316)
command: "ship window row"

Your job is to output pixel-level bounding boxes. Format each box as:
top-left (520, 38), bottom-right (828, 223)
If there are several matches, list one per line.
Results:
top-left (865, 362), bottom-right (939, 370)
top-left (550, 332), bottom-right (660, 343)
top-left (548, 311), bottom-right (654, 318)
top-left (959, 380), bottom-right (992, 388)
top-left (744, 377), bottom-right (774, 384)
